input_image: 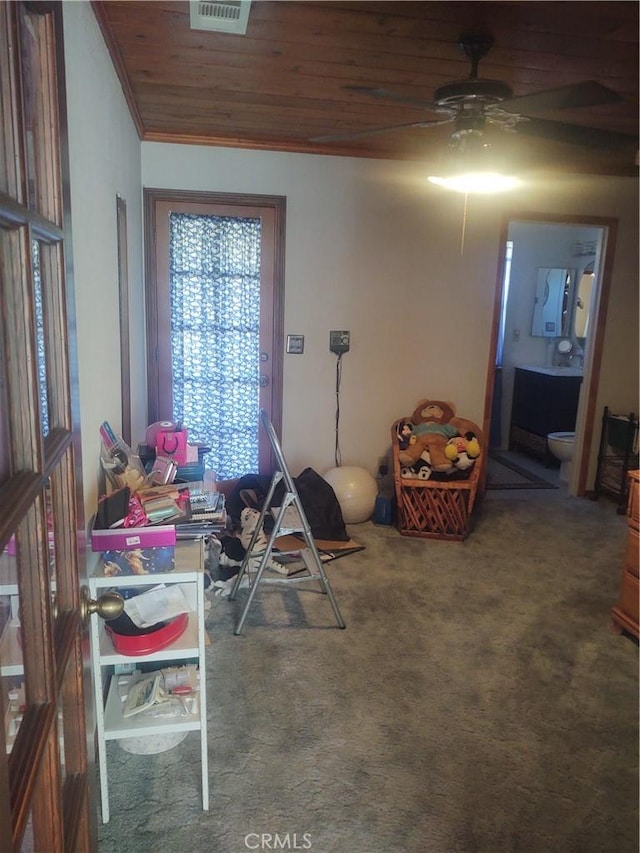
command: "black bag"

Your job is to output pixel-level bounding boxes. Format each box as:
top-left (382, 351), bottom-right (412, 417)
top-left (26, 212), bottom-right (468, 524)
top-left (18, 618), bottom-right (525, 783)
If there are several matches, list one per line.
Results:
top-left (293, 467), bottom-right (348, 541)
top-left (226, 468), bottom-right (348, 541)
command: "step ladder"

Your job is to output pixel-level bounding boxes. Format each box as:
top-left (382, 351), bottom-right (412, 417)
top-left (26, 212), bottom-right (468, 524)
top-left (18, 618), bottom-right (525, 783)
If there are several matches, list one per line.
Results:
top-left (229, 409), bottom-right (346, 635)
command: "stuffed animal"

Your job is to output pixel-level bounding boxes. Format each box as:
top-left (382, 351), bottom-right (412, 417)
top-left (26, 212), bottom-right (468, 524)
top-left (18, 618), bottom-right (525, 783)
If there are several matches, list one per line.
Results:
top-left (239, 507), bottom-right (287, 574)
top-left (395, 420), bottom-right (415, 452)
top-left (445, 432), bottom-right (481, 471)
top-left (218, 508), bottom-right (287, 576)
top-left (401, 449), bottom-right (435, 480)
top-left (398, 400), bottom-right (482, 473)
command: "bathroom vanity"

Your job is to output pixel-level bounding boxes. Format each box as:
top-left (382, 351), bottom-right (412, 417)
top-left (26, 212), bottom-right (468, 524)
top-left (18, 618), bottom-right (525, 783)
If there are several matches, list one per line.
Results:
top-left (509, 366), bottom-right (583, 464)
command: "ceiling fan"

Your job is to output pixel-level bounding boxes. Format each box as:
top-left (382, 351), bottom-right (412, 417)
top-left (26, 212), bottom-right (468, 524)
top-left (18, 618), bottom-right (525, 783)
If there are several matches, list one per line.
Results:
top-left (313, 34), bottom-right (637, 152)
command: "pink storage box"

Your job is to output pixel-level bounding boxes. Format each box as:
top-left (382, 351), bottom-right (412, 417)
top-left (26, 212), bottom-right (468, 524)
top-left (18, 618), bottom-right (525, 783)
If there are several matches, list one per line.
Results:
top-left (5, 532), bottom-right (54, 556)
top-left (90, 522), bottom-right (176, 552)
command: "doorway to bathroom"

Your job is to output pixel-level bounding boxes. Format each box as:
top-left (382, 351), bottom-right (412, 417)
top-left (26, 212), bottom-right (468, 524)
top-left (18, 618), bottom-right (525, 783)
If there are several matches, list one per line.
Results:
top-left (487, 213), bottom-right (617, 496)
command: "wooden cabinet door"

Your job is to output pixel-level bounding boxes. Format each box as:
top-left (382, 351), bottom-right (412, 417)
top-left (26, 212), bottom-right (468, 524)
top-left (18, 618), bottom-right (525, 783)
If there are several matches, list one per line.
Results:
top-left (512, 369), bottom-right (582, 436)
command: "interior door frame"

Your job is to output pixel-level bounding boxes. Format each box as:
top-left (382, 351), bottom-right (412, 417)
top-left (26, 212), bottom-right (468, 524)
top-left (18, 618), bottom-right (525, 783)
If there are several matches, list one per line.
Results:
top-left (116, 195), bottom-right (132, 446)
top-left (143, 188), bottom-right (286, 474)
top-left (482, 211), bottom-right (618, 496)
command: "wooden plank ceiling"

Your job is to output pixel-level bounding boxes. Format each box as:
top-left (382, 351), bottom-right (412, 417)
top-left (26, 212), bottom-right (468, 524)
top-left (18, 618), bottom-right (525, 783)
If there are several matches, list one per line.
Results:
top-left (92, 0), bottom-right (639, 177)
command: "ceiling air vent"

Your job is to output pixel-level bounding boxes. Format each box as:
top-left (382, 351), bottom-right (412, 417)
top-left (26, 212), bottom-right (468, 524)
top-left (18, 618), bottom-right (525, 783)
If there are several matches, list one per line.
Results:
top-left (189, 1), bottom-right (251, 35)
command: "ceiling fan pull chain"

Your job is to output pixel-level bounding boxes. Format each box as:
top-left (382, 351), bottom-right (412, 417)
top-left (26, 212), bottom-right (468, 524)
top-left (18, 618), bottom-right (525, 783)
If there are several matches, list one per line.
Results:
top-left (460, 193), bottom-right (469, 256)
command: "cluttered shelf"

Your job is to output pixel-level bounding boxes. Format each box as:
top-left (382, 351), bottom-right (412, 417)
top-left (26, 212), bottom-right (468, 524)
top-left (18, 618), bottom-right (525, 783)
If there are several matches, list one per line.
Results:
top-left (89, 423), bottom-right (219, 822)
top-left (97, 611), bottom-right (200, 665)
top-left (94, 421), bottom-right (228, 559)
top-left (102, 667), bottom-right (202, 741)
top-left (89, 535), bottom-right (208, 823)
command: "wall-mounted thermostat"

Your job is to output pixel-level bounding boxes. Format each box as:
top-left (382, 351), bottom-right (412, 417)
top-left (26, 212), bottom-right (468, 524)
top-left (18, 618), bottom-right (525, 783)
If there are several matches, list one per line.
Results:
top-left (329, 330), bottom-right (350, 354)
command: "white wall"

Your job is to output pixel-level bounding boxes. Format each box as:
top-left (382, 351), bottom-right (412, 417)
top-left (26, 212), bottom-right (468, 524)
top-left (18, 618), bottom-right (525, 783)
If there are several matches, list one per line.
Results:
top-left (61, 1), bottom-right (638, 508)
top-left (63, 1), bottom-right (145, 524)
top-left (143, 144), bottom-right (639, 482)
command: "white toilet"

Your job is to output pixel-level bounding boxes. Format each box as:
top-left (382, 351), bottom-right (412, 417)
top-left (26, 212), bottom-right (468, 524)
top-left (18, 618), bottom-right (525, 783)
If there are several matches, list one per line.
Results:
top-left (547, 431), bottom-right (575, 483)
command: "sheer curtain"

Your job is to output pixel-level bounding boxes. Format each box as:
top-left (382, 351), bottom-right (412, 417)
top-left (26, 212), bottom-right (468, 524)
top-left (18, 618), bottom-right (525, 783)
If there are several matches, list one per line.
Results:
top-left (169, 212), bottom-right (261, 478)
top-left (33, 239), bottom-right (49, 436)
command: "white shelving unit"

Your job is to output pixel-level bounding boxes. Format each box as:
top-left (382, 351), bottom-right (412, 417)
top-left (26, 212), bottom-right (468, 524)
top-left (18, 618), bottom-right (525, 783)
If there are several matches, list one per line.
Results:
top-left (89, 538), bottom-right (209, 823)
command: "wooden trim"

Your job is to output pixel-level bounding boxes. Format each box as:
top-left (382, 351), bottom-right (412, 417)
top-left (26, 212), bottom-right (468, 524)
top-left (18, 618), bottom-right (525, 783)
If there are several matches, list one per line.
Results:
top-left (40, 241), bottom-right (72, 430)
top-left (116, 195), bottom-right (132, 444)
top-left (0, 3), bottom-right (25, 203)
top-left (143, 188), bottom-right (160, 421)
top-left (8, 702), bottom-right (56, 845)
top-left (484, 211), bottom-right (619, 497)
top-left (0, 717), bottom-right (8, 851)
top-left (63, 773), bottom-right (89, 853)
top-left (143, 187), bottom-right (286, 453)
top-left (481, 216), bottom-right (511, 494)
top-left (270, 197), bottom-right (286, 453)
top-left (43, 426), bottom-right (73, 473)
top-left (0, 471), bottom-right (45, 553)
top-left (90, 0), bottom-right (145, 138)
top-left (31, 719), bottom-right (65, 853)
top-left (576, 220), bottom-right (618, 495)
top-left (54, 609), bottom-right (79, 692)
top-left (31, 10), bottom-right (63, 227)
top-left (0, 192), bottom-right (64, 237)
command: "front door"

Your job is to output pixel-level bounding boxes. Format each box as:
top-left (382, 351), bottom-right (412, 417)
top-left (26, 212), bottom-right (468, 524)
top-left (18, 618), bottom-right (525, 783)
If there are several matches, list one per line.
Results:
top-left (0, 3), bottom-right (95, 850)
top-left (144, 190), bottom-right (286, 479)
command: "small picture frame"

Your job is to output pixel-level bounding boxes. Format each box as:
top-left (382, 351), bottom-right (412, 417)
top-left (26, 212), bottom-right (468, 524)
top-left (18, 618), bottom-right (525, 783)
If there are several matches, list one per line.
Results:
top-left (286, 334), bottom-right (305, 354)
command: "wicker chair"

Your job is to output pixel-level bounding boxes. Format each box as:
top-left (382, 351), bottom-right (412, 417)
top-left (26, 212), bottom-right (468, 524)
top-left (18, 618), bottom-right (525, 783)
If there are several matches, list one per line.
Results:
top-left (391, 416), bottom-right (483, 541)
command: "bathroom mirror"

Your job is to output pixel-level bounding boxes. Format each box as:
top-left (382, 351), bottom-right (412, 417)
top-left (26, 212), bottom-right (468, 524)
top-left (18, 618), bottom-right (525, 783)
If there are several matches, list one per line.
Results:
top-left (531, 267), bottom-right (574, 337)
top-left (573, 263), bottom-right (595, 341)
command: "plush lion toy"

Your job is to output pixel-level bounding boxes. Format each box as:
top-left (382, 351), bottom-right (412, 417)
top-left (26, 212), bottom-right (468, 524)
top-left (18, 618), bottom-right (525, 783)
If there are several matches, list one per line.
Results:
top-left (397, 400), bottom-right (482, 473)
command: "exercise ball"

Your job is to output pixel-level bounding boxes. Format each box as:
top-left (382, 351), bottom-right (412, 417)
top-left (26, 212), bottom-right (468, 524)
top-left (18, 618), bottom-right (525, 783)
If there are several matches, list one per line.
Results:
top-left (323, 466), bottom-right (378, 524)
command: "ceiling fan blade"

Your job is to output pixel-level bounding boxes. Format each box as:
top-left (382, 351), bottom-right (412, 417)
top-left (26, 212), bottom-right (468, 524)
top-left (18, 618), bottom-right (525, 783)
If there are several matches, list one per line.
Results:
top-left (345, 85), bottom-right (445, 114)
top-left (501, 81), bottom-right (624, 116)
top-left (311, 118), bottom-right (452, 144)
top-left (514, 116), bottom-right (638, 150)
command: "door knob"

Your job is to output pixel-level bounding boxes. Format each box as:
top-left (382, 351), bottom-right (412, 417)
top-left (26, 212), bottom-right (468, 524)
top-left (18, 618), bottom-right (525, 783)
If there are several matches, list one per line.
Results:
top-left (80, 586), bottom-right (124, 627)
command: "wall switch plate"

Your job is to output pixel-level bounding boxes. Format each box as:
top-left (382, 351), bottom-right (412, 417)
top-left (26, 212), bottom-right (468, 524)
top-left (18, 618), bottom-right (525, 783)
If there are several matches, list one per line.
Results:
top-left (330, 330), bottom-right (350, 354)
top-left (286, 334), bottom-right (305, 354)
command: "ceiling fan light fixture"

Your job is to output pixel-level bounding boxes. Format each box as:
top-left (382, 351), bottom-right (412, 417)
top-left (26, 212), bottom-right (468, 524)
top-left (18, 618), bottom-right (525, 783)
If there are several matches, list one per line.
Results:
top-left (428, 172), bottom-right (520, 194)
top-left (428, 129), bottom-right (520, 194)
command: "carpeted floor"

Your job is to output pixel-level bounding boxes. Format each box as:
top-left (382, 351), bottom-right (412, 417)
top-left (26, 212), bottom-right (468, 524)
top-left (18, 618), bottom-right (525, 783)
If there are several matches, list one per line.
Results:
top-left (97, 487), bottom-right (638, 853)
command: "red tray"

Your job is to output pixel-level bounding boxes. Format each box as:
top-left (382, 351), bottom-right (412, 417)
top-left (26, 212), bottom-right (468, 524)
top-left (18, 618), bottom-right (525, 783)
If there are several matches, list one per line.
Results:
top-left (106, 612), bottom-right (189, 656)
